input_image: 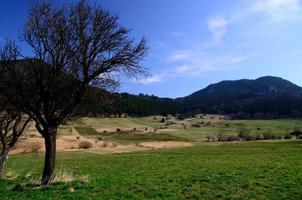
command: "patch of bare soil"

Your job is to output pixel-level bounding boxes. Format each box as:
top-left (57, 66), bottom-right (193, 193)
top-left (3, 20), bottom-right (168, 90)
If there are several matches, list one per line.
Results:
top-left (138, 141), bottom-right (193, 149)
top-left (9, 135), bottom-right (121, 155)
top-left (9, 137), bottom-right (193, 155)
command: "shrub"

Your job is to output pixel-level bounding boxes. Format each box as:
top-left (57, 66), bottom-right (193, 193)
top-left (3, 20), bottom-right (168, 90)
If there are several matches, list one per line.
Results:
top-left (263, 131), bottom-right (273, 140)
top-left (160, 118), bottom-right (165, 123)
top-left (28, 142), bottom-right (42, 154)
top-left (116, 128), bottom-right (121, 132)
top-left (79, 141), bottom-right (93, 149)
top-left (290, 130), bottom-right (302, 139)
top-left (255, 134), bottom-right (262, 140)
top-left (192, 123), bottom-right (201, 128)
top-left (206, 135), bottom-right (217, 142)
top-left (276, 135), bottom-right (282, 140)
top-left (242, 134), bottom-right (253, 141)
top-left (284, 134), bottom-right (292, 139)
top-left (226, 135), bottom-right (240, 141)
top-left (238, 127), bottom-right (250, 138)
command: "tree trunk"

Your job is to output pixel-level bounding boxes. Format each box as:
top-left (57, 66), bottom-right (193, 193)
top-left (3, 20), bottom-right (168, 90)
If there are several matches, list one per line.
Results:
top-left (0, 149), bottom-right (8, 179)
top-left (41, 128), bottom-right (57, 185)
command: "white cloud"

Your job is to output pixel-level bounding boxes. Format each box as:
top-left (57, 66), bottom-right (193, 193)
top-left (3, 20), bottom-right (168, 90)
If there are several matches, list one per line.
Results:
top-left (156, 41), bottom-right (168, 48)
top-left (176, 64), bottom-right (212, 75)
top-left (231, 0), bottom-right (301, 23)
top-left (135, 74), bottom-right (163, 84)
top-left (174, 54), bottom-right (251, 76)
top-left (252, 0), bottom-right (300, 12)
top-left (251, 0), bottom-right (301, 22)
top-left (168, 51), bottom-right (189, 61)
top-left (171, 31), bottom-right (183, 37)
top-left (206, 15), bottom-right (228, 44)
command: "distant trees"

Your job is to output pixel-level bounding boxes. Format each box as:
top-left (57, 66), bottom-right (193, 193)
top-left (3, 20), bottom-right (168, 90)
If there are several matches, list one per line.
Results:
top-left (0, 0), bottom-right (147, 185)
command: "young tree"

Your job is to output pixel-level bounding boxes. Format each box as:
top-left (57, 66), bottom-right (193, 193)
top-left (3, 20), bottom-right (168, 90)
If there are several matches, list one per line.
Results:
top-left (0, 105), bottom-right (31, 178)
top-left (0, 0), bottom-right (147, 185)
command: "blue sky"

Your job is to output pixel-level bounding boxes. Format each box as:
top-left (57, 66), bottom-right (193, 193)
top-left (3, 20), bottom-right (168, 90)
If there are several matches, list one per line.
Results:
top-left (1, 0), bottom-right (302, 98)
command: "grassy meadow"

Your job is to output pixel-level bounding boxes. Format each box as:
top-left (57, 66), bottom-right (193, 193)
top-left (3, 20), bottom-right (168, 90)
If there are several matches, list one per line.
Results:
top-left (1, 141), bottom-right (301, 199)
top-left (2, 115), bottom-right (302, 199)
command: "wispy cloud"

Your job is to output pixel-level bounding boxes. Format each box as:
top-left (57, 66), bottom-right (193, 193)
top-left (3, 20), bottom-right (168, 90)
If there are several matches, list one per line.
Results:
top-left (171, 31), bottom-right (183, 37)
top-left (174, 54), bottom-right (251, 76)
top-left (134, 74), bottom-right (164, 85)
top-left (231, 0), bottom-right (301, 23)
top-left (168, 50), bottom-right (189, 61)
top-left (206, 15), bottom-right (228, 44)
top-left (155, 41), bottom-right (168, 48)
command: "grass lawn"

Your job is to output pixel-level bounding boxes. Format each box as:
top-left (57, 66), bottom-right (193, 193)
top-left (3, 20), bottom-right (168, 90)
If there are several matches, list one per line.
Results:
top-left (1, 141), bottom-right (301, 200)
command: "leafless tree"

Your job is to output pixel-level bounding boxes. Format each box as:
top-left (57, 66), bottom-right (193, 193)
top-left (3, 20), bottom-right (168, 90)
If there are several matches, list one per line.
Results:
top-left (0, 0), bottom-right (147, 185)
top-left (0, 104), bottom-right (31, 178)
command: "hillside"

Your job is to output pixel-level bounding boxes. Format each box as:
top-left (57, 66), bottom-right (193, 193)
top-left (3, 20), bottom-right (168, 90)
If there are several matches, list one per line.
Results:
top-left (177, 76), bottom-right (302, 118)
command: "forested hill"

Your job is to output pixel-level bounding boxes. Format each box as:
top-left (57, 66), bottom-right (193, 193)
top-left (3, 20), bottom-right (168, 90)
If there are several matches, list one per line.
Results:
top-left (176, 76), bottom-right (302, 118)
top-left (79, 76), bottom-right (302, 118)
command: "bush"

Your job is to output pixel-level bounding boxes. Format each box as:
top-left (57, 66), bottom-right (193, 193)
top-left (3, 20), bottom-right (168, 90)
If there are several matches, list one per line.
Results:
top-left (263, 132), bottom-right (274, 140)
top-left (284, 134), bottom-right (292, 139)
top-left (255, 134), bottom-right (262, 140)
top-left (28, 142), bottom-right (42, 154)
top-left (160, 118), bottom-right (165, 123)
top-left (79, 141), bottom-right (93, 149)
top-left (276, 136), bottom-right (282, 140)
top-left (226, 135), bottom-right (240, 141)
top-left (192, 123), bottom-right (201, 128)
top-left (206, 135), bottom-right (217, 142)
top-left (116, 128), bottom-right (121, 132)
top-left (290, 130), bottom-right (302, 139)
top-left (238, 127), bottom-right (250, 138)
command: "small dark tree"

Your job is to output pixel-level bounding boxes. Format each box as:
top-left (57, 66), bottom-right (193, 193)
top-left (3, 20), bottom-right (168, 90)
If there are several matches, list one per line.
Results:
top-left (0, 106), bottom-right (31, 178)
top-left (290, 130), bottom-right (302, 139)
top-left (0, 0), bottom-right (147, 185)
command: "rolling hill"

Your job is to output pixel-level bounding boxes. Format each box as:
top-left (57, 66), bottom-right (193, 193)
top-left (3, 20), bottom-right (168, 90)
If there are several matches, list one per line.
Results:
top-left (177, 76), bottom-right (302, 118)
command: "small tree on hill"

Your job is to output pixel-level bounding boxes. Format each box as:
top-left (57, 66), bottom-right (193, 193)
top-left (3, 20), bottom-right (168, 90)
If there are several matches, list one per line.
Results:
top-left (0, 0), bottom-right (147, 185)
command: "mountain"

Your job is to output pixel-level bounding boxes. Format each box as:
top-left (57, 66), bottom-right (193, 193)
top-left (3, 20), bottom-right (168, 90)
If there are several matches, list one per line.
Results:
top-left (177, 76), bottom-right (302, 118)
top-left (81, 76), bottom-right (302, 118)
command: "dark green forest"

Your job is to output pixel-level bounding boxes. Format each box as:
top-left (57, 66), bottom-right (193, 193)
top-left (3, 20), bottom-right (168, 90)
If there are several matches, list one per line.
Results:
top-left (79, 76), bottom-right (302, 119)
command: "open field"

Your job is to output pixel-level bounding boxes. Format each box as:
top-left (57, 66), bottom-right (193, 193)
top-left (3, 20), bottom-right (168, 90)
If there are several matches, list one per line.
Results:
top-left (18, 115), bottom-right (302, 154)
top-left (1, 141), bottom-right (301, 199)
top-left (2, 115), bottom-right (302, 199)
top-left (70, 115), bottom-right (302, 143)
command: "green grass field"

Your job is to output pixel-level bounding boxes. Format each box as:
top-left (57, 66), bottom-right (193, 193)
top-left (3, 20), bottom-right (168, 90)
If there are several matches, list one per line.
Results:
top-left (1, 141), bottom-right (301, 199)
top-left (70, 116), bottom-right (302, 142)
top-left (4, 116), bottom-right (302, 199)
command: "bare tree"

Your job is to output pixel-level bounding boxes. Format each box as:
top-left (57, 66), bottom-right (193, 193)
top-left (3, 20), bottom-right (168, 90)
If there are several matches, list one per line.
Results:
top-left (0, 105), bottom-right (31, 178)
top-left (0, 0), bottom-right (147, 185)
